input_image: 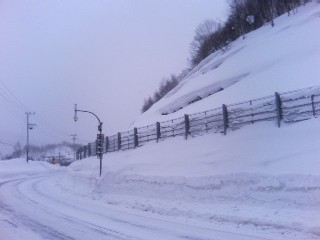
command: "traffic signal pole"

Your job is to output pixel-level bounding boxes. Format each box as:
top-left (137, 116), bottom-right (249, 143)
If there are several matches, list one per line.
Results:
top-left (97, 123), bottom-right (103, 176)
top-left (74, 104), bottom-right (104, 176)
top-left (96, 132), bottom-right (104, 176)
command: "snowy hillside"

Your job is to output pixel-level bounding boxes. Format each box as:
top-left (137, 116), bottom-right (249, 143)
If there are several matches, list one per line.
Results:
top-left (133, 2), bottom-right (320, 127)
top-left (1, 2), bottom-right (320, 240)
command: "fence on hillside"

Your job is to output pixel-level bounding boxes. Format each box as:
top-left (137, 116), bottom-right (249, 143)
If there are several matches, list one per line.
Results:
top-left (76, 85), bottom-right (320, 160)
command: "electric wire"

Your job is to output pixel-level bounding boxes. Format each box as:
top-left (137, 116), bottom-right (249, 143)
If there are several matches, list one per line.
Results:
top-left (0, 139), bottom-right (15, 146)
top-left (0, 80), bottom-right (31, 112)
top-left (0, 79), bottom-right (91, 146)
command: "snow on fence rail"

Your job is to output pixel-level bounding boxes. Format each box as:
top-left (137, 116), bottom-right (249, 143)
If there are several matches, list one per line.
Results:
top-left (76, 85), bottom-right (320, 160)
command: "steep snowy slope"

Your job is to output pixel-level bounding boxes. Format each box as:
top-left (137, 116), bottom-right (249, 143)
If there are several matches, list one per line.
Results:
top-left (134, 2), bottom-right (320, 127)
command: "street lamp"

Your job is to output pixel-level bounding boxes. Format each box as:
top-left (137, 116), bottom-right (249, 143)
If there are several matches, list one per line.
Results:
top-left (74, 104), bottom-right (104, 176)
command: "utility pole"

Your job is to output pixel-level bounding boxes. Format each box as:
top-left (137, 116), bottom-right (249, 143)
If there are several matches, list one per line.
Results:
top-left (70, 134), bottom-right (77, 161)
top-left (26, 112), bottom-right (36, 163)
top-left (74, 104), bottom-right (104, 176)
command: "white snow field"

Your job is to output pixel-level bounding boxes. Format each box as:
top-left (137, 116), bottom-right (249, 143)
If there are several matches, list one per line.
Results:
top-left (1, 118), bottom-right (320, 239)
top-left (1, 2), bottom-right (320, 240)
top-left (0, 118), bottom-right (319, 240)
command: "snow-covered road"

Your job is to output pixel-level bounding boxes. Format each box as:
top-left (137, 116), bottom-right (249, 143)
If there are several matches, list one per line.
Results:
top-left (0, 173), bottom-right (272, 240)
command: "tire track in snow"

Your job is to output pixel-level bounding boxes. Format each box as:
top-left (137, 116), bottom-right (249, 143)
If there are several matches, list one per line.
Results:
top-left (0, 174), bottom-right (275, 240)
top-left (0, 176), bottom-right (137, 240)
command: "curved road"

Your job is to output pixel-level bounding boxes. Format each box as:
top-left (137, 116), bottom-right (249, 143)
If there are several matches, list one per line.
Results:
top-left (0, 173), bottom-right (270, 240)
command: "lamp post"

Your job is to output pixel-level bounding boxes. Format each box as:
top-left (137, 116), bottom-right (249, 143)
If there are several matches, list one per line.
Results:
top-left (74, 104), bottom-right (104, 176)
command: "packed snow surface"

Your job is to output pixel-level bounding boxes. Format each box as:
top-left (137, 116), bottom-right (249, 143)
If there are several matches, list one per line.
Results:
top-left (1, 2), bottom-right (320, 240)
top-left (1, 118), bottom-right (320, 239)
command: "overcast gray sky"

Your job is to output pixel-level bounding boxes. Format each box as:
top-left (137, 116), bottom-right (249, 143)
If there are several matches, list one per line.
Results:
top-left (0, 0), bottom-right (228, 154)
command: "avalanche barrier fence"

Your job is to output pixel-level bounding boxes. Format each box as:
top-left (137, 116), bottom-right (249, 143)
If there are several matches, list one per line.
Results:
top-left (76, 85), bottom-right (320, 160)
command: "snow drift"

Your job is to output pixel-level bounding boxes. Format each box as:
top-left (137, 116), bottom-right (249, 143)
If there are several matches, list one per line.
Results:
top-left (133, 2), bottom-right (320, 127)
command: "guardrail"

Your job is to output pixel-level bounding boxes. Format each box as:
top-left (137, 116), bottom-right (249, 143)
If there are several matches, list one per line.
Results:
top-left (76, 85), bottom-right (320, 160)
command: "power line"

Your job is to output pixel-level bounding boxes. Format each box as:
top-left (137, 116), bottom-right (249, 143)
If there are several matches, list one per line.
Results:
top-left (35, 113), bottom-right (73, 138)
top-left (0, 79), bottom-right (31, 112)
top-left (0, 96), bottom-right (25, 123)
top-left (0, 79), bottom-right (92, 146)
top-left (0, 79), bottom-right (70, 142)
top-left (0, 79), bottom-right (28, 133)
top-left (0, 129), bottom-right (26, 139)
top-left (0, 139), bottom-right (15, 146)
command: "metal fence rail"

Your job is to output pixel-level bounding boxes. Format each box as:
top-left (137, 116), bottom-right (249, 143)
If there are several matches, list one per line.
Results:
top-left (160, 116), bottom-right (185, 139)
top-left (189, 107), bottom-right (223, 137)
top-left (107, 134), bottom-right (118, 153)
top-left (137, 124), bottom-right (157, 145)
top-left (76, 85), bottom-right (320, 160)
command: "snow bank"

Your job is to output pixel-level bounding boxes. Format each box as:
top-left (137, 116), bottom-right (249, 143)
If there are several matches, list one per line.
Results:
top-left (69, 118), bottom-right (320, 178)
top-left (0, 158), bottom-right (61, 179)
top-left (67, 118), bottom-right (320, 203)
top-left (61, 118), bottom-right (320, 238)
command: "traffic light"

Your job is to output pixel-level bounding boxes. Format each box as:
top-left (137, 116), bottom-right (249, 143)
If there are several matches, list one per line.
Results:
top-left (96, 134), bottom-right (104, 159)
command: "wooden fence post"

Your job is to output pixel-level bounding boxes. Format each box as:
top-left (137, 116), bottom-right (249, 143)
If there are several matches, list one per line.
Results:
top-left (105, 136), bottom-right (109, 153)
top-left (275, 92), bottom-right (282, 128)
top-left (117, 132), bottom-right (121, 151)
top-left (184, 114), bottom-right (190, 140)
top-left (134, 128), bottom-right (138, 148)
top-left (88, 143), bottom-right (91, 156)
top-left (156, 122), bottom-right (161, 142)
top-left (82, 148), bottom-right (84, 159)
top-left (250, 100), bottom-right (254, 124)
top-left (84, 145), bottom-right (87, 158)
top-left (222, 104), bottom-right (228, 135)
top-left (311, 95), bottom-right (316, 117)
